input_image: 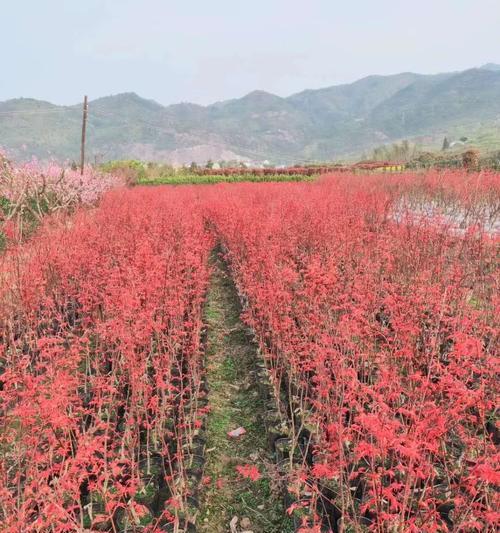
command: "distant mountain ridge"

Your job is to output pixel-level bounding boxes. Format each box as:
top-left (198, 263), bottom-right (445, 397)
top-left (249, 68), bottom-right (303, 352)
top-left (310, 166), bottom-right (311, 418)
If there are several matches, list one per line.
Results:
top-left (1, 64), bottom-right (500, 164)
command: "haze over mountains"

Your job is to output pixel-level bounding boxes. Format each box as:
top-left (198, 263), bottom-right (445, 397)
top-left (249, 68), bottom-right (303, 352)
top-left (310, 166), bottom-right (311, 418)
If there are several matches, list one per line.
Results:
top-left (1, 64), bottom-right (500, 164)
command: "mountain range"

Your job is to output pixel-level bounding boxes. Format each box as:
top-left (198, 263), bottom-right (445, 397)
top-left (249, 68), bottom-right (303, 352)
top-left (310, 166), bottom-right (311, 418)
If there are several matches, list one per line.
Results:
top-left (1, 64), bottom-right (500, 164)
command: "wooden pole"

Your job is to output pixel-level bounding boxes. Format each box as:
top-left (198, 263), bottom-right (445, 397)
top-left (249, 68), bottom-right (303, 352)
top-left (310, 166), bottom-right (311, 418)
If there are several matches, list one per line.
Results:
top-left (80, 95), bottom-right (88, 175)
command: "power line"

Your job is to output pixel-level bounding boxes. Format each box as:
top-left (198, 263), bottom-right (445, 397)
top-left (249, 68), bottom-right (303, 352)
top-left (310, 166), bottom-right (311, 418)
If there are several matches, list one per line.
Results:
top-left (0, 108), bottom-right (79, 116)
top-left (1, 106), bottom-right (320, 162)
top-left (13, 105), bottom-right (487, 165)
top-left (88, 110), bottom-right (323, 163)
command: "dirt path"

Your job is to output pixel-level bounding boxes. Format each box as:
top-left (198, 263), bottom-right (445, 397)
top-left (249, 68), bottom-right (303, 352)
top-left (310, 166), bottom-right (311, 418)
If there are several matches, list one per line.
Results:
top-left (198, 254), bottom-right (293, 533)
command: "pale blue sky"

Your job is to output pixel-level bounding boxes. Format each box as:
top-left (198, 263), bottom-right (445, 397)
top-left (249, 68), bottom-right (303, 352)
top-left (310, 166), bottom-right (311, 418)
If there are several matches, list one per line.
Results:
top-left (2, 0), bottom-right (499, 105)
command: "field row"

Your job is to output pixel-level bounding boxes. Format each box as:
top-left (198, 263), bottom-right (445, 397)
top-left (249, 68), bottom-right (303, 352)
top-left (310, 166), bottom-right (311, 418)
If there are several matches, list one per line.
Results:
top-left (0, 189), bottom-right (212, 531)
top-left (208, 173), bottom-right (499, 532)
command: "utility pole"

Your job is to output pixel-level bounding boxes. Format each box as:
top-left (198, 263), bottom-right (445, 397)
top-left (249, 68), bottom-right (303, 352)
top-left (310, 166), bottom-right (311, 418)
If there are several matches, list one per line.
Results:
top-left (80, 95), bottom-right (88, 175)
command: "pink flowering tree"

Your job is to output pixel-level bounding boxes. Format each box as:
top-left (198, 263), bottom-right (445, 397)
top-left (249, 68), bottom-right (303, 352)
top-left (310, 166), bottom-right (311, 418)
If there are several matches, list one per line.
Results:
top-left (0, 153), bottom-right (123, 244)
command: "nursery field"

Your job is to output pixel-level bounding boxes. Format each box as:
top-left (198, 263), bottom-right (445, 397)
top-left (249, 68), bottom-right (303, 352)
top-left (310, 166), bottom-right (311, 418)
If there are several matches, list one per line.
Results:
top-left (0, 168), bottom-right (498, 532)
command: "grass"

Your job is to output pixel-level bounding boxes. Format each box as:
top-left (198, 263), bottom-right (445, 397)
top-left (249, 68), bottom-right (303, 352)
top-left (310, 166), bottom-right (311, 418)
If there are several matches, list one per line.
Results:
top-left (198, 253), bottom-right (293, 533)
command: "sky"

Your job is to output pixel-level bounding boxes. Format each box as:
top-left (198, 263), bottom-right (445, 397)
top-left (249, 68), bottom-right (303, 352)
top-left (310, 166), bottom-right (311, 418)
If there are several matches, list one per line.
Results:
top-left (1, 0), bottom-right (499, 106)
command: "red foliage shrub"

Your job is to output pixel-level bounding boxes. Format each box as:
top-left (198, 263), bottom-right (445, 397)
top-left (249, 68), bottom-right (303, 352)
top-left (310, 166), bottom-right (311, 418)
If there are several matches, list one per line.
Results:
top-left (0, 187), bottom-right (212, 531)
top-left (206, 171), bottom-right (499, 531)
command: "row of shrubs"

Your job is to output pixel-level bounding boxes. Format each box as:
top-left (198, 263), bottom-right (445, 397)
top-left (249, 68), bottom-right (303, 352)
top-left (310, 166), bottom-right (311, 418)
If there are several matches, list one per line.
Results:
top-left (99, 151), bottom-right (500, 187)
